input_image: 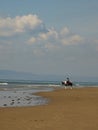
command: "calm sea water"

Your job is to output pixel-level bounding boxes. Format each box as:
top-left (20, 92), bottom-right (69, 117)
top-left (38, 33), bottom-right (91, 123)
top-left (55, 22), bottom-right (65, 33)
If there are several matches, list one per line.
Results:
top-left (0, 79), bottom-right (98, 108)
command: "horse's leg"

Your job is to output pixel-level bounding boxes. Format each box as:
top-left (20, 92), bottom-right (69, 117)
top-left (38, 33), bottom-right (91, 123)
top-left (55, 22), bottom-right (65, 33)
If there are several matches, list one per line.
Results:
top-left (70, 83), bottom-right (73, 89)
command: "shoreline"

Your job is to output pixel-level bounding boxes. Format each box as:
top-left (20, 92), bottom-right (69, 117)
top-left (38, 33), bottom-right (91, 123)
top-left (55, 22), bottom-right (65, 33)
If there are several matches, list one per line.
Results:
top-left (0, 87), bottom-right (98, 130)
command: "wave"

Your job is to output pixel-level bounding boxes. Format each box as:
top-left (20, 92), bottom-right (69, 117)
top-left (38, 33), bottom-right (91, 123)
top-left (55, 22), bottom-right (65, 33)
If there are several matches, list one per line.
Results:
top-left (0, 82), bottom-right (8, 85)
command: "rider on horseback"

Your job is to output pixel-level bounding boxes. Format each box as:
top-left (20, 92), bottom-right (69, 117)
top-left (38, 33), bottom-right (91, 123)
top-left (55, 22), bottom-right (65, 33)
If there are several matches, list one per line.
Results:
top-left (66, 77), bottom-right (70, 84)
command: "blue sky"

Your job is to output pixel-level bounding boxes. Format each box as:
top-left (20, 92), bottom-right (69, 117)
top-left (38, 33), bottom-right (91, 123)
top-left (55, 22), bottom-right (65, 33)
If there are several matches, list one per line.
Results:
top-left (0, 0), bottom-right (98, 78)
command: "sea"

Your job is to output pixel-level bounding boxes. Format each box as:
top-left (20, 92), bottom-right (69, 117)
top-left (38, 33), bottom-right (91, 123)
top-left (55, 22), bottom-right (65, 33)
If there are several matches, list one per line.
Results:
top-left (0, 79), bottom-right (98, 108)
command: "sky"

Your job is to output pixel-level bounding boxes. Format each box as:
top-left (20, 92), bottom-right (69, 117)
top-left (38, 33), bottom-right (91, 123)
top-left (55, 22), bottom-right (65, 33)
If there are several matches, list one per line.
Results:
top-left (0, 0), bottom-right (98, 78)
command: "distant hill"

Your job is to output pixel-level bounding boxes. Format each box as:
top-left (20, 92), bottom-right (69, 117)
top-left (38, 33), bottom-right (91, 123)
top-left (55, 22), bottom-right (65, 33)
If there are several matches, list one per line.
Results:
top-left (0, 70), bottom-right (63, 81)
top-left (0, 70), bottom-right (34, 80)
top-left (0, 70), bottom-right (97, 82)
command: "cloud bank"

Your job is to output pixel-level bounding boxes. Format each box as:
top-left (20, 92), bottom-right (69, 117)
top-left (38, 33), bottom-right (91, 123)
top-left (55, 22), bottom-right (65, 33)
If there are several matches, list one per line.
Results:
top-left (0, 14), bottom-right (43, 36)
top-left (0, 14), bottom-right (83, 54)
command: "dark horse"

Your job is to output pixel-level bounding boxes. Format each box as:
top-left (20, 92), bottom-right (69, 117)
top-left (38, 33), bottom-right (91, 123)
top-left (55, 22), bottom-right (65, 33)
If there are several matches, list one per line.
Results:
top-left (62, 81), bottom-right (73, 86)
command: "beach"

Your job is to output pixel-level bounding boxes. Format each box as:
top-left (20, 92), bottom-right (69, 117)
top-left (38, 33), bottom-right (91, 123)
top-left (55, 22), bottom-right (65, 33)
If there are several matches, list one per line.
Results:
top-left (0, 87), bottom-right (98, 130)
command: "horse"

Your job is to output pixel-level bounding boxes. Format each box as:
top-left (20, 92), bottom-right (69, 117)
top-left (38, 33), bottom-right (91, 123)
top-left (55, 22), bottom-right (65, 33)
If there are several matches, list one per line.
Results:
top-left (61, 81), bottom-right (73, 89)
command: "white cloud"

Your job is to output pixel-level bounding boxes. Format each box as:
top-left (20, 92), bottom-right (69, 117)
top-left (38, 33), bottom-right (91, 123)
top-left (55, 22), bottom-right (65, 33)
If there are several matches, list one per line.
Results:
top-left (0, 14), bottom-right (43, 36)
top-left (29, 37), bottom-right (37, 44)
top-left (28, 26), bottom-right (83, 57)
top-left (60, 27), bottom-right (69, 36)
top-left (29, 26), bottom-right (83, 49)
top-left (61, 35), bottom-right (83, 45)
top-left (38, 28), bottom-right (58, 40)
top-left (29, 27), bottom-right (59, 44)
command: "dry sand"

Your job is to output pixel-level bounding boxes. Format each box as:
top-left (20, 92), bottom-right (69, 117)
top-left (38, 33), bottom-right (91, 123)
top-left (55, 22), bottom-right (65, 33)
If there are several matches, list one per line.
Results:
top-left (0, 87), bottom-right (98, 130)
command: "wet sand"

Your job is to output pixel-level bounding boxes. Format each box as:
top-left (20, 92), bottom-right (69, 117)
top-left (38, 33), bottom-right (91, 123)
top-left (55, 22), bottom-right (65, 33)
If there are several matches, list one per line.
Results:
top-left (0, 87), bottom-right (98, 130)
